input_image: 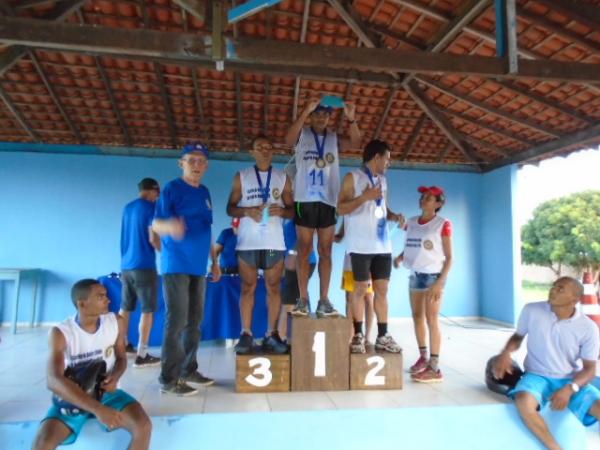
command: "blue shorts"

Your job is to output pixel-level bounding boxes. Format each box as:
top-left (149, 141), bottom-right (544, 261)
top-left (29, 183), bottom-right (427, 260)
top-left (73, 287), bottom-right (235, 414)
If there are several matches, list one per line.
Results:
top-left (409, 272), bottom-right (440, 291)
top-left (42, 389), bottom-right (137, 445)
top-left (509, 373), bottom-right (600, 426)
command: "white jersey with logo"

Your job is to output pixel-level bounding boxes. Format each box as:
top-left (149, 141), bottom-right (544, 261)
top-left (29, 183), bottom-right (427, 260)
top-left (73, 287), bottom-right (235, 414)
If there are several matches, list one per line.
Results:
top-left (56, 312), bottom-right (118, 373)
top-left (236, 166), bottom-right (286, 251)
top-left (403, 215), bottom-right (447, 273)
top-left (344, 169), bottom-right (391, 255)
top-left (294, 126), bottom-right (340, 207)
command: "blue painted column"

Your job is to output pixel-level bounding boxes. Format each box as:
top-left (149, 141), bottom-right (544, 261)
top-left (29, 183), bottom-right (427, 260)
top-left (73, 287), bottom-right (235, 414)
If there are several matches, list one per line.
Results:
top-left (479, 165), bottom-right (521, 325)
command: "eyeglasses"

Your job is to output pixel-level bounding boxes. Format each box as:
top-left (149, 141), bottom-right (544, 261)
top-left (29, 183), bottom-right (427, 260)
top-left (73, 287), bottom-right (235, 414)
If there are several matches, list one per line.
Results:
top-left (182, 157), bottom-right (208, 166)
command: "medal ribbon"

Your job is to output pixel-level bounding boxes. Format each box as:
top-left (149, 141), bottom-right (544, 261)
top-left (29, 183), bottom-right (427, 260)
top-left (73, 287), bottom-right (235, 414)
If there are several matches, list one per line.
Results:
top-left (363, 166), bottom-right (382, 208)
top-left (311, 127), bottom-right (327, 165)
top-left (254, 165), bottom-right (272, 204)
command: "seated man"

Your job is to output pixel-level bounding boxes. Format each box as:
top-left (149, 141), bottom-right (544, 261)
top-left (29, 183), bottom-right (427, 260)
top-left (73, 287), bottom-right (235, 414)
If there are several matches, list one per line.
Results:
top-left (32, 279), bottom-right (151, 450)
top-left (494, 276), bottom-right (600, 450)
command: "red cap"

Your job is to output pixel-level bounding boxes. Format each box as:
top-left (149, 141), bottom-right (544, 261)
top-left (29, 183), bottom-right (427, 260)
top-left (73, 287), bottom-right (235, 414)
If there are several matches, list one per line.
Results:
top-left (418, 185), bottom-right (445, 196)
top-left (232, 218), bottom-right (240, 228)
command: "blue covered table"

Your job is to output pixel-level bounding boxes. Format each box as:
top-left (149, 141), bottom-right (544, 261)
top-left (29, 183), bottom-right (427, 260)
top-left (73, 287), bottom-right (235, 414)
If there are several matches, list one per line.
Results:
top-left (98, 273), bottom-right (268, 346)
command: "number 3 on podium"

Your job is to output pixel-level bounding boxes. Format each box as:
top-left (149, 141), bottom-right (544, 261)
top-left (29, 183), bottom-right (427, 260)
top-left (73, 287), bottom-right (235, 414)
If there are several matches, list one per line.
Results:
top-left (245, 357), bottom-right (273, 387)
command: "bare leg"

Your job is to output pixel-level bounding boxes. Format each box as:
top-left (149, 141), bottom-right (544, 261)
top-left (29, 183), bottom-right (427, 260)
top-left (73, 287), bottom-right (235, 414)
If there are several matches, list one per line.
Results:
top-left (409, 291), bottom-right (427, 348)
top-left (139, 312), bottom-right (153, 349)
top-left (515, 392), bottom-right (562, 450)
top-left (120, 402), bottom-right (152, 450)
top-left (238, 258), bottom-right (258, 332)
top-left (425, 290), bottom-right (443, 356)
top-left (296, 225), bottom-right (315, 301)
top-left (32, 418), bottom-right (72, 450)
top-left (372, 279), bottom-right (389, 324)
top-left (119, 309), bottom-right (131, 346)
top-left (352, 282), bottom-right (370, 324)
top-left (364, 291), bottom-right (375, 342)
top-left (264, 259), bottom-right (284, 332)
top-left (316, 226), bottom-right (335, 300)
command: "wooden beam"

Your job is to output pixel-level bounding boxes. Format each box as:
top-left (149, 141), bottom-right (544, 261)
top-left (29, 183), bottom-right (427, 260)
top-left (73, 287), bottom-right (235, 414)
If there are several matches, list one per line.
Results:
top-left (173, 0), bottom-right (205, 22)
top-left (263, 76), bottom-right (269, 136)
top-left (405, 81), bottom-right (484, 167)
top-left (29, 51), bottom-right (83, 143)
top-left (374, 86), bottom-right (398, 139)
top-left (212, 0), bottom-right (226, 62)
top-left (436, 142), bottom-right (454, 163)
top-left (400, 114), bottom-right (426, 160)
top-left (191, 69), bottom-right (209, 145)
top-left (235, 71), bottom-right (244, 151)
top-left (3, 17), bottom-right (600, 84)
top-left (153, 63), bottom-right (178, 148)
top-left (485, 123), bottom-right (600, 171)
top-left (327, 0), bottom-right (378, 48)
top-left (292, 0), bottom-right (311, 121)
top-left (416, 76), bottom-right (562, 138)
top-left (387, 0), bottom-right (448, 22)
top-left (533, 0), bottom-right (600, 33)
top-left (428, 0), bottom-right (491, 52)
top-left (96, 57), bottom-right (132, 147)
top-left (460, 133), bottom-right (511, 157)
top-left (0, 83), bottom-right (39, 141)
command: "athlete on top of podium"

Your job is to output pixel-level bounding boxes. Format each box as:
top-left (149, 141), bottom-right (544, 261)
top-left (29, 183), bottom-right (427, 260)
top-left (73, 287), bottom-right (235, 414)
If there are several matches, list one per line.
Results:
top-left (337, 139), bottom-right (405, 354)
top-left (226, 135), bottom-right (295, 355)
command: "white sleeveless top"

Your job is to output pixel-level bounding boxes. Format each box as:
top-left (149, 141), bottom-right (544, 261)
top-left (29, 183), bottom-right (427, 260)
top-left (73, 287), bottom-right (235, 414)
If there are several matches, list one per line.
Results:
top-left (403, 215), bottom-right (447, 273)
top-left (56, 312), bottom-right (118, 373)
top-left (343, 169), bottom-right (391, 255)
top-left (236, 166), bottom-right (286, 251)
top-left (294, 126), bottom-right (340, 207)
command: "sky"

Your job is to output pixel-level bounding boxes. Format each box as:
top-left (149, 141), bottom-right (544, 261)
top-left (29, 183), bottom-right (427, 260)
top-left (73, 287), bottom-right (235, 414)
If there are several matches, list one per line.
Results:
top-left (516, 146), bottom-right (600, 227)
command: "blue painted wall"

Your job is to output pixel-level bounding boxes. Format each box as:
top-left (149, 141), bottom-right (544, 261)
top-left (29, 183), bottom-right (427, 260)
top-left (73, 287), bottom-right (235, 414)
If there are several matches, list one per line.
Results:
top-left (479, 165), bottom-right (521, 325)
top-left (0, 151), bottom-right (501, 325)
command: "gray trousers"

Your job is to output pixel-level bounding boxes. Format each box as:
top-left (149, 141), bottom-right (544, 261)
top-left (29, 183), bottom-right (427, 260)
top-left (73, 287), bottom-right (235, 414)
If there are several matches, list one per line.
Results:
top-left (159, 274), bottom-right (206, 386)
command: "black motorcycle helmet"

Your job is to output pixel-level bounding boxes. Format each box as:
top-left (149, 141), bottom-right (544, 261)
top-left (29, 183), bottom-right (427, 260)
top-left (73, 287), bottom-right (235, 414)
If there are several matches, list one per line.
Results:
top-left (485, 354), bottom-right (524, 396)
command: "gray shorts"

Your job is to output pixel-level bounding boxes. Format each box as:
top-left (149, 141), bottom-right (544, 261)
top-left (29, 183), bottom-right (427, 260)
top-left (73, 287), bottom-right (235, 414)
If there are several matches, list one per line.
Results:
top-left (121, 269), bottom-right (158, 313)
top-left (237, 250), bottom-right (285, 270)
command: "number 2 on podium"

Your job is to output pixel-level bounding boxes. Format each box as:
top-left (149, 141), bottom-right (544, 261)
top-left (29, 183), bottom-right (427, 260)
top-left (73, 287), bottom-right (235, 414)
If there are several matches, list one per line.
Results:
top-left (312, 331), bottom-right (326, 377)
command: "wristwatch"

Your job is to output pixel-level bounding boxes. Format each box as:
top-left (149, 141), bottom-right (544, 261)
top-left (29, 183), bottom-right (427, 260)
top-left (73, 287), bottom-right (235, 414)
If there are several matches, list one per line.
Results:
top-left (570, 382), bottom-right (580, 393)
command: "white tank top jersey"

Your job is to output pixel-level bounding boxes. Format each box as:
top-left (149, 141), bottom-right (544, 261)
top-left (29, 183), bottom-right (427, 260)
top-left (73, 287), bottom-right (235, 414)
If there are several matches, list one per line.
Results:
top-left (343, 252), bottom-right (351, 271)
top-left (343, 169), bottom-right (392, 255)
top-left (403, 215), bottom-right (447, 273)
top-left (55, 313), bottom-right (118, 373)
top-left (294, 126), bottom-right (340, 207)
top-left (236, 166), bottom-right (287, 251)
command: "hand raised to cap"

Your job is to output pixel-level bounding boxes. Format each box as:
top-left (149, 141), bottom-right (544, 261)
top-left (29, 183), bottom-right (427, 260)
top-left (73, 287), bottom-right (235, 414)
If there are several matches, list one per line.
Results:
top-left (304, 97), bottom-right (321, 114)
top-left (343, 101), bottom-right (356, 121)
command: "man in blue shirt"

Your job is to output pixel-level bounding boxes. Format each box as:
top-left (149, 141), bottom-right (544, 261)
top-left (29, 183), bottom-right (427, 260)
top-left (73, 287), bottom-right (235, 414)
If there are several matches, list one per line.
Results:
top-left (152, 143), bottom-right (220, 396)
top-left (213, 219), bottom-right (240, 275)
top-left (120, 178), bottom-right (161, 368)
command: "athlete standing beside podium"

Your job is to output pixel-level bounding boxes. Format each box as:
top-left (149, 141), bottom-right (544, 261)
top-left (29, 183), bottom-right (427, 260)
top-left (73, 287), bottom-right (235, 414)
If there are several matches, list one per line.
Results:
top-left (284, 96), bottom-right (361, 317)
top-left (337, 139), bottom-right (404, 354)
top-left (227, 135), bottom-right (294, 354)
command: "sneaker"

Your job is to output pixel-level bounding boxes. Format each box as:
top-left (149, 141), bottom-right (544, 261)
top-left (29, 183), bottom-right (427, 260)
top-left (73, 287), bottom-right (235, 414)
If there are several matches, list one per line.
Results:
top-left (409, 355), bottom-right (428, 374)
top-left (375, 333), bottom-right (402, 353)
top-left (133, 354), bottom-right (161, 368)
top-left (315, 299), bottom-right (340, 318)
top-left (350, 332), bottom-right (366, 354)
top-left (412, 366), bottom-right (443, 383)
top-left (160, 379), bottom-right (198, 396)
top-left (291, 298), bottom-right (309, 316)
top-left (234, 332), bottom-right (254, 354)
top-left (125, 343), bottom-right (136, 354)
top-left (262, 332), bottom-right (288, 354)
top-left (183, 371), bottom-right (215, 387)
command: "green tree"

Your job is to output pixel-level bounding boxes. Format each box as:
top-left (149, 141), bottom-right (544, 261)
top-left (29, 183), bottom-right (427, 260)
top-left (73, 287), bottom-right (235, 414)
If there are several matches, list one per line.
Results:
top-left (521, 190), bottom-right (600, 280)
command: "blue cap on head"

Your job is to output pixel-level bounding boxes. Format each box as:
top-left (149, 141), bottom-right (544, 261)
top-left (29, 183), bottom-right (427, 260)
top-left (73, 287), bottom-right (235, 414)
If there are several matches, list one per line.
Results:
top-left (181, 142), bottom-right (209, 159)
top-left (313, 104), bottom-right (333, 114)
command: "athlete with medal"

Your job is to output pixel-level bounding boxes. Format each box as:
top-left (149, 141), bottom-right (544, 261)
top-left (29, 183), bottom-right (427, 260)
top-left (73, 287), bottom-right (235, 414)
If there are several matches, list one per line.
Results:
top-left (284, 96), bottom-right (361, 317)
top-left (337, 140), bottom-right (404, 354)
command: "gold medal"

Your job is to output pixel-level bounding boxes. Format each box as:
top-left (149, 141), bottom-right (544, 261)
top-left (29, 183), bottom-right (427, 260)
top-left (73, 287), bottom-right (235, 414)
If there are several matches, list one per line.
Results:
top-left (316, 158), bottom-right (326, 169)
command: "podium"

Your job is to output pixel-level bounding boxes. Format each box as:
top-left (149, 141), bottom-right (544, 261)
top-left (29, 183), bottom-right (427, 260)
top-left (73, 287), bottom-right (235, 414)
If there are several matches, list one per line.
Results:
top-left (235, 315), bottom-right (403, 392)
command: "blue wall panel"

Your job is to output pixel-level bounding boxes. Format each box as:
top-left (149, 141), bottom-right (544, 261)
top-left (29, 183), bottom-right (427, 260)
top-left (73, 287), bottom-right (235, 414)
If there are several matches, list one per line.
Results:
top-left (0, 151), bottom-right (490, 324)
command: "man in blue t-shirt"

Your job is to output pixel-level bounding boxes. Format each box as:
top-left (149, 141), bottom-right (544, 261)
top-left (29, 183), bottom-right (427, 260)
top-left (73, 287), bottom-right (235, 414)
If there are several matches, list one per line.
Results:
top-left (152, 142), bottom-right (221, 396)
top-left (120, 177), bottom-right (161, 368)
top-left (213, 219), bottom-right (240, 275)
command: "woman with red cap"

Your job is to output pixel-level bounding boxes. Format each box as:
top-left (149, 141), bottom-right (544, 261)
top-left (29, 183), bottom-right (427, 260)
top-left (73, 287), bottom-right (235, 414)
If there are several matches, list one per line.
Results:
top-left (393, 186), bottom-right (452, 383)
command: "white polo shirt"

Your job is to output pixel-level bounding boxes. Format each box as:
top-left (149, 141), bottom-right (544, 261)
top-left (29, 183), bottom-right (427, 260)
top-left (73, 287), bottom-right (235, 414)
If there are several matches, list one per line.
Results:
top-left (516, 301), bottom-right (599, 378)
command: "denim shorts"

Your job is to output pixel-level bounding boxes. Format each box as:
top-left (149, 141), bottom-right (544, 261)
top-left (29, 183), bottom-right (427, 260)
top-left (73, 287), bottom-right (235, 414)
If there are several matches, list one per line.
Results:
top-left (409, 272), bottom-right (440, 291)
top-left (509, 372), bottom-right (600, 426)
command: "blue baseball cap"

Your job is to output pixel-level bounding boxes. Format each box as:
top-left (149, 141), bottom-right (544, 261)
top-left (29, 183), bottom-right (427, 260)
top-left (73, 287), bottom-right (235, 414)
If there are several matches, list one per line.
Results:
top-left (181, 142), bottom-right (209, 159)
top-left (313, 105), bottom-right (333, 114)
